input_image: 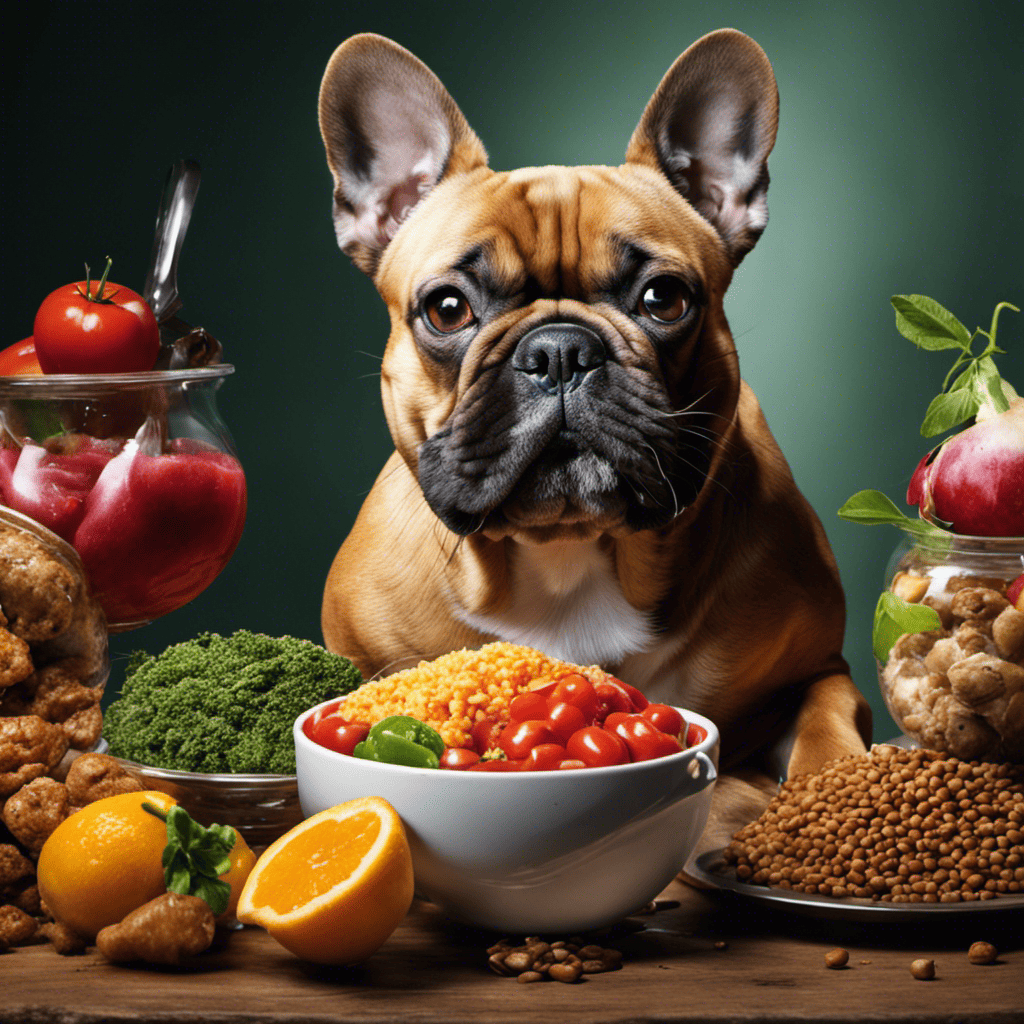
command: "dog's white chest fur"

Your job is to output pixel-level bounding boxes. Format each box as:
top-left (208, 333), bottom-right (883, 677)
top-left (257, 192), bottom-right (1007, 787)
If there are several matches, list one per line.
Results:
top-left (452, 541), bottom-right (655, 666)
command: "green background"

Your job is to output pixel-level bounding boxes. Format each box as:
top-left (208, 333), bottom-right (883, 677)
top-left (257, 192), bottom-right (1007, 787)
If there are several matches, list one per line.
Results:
top-left (5, 1), bottom-right (1022, 740)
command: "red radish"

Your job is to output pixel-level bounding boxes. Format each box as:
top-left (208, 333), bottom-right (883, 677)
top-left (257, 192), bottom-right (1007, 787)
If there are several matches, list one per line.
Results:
top-left (907, 397), bottom-right (1024, 537)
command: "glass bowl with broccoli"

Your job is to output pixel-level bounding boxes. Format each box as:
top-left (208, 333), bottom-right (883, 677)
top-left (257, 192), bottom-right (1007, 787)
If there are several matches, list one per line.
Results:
top-left (103, 630), bottom-right (363, 848)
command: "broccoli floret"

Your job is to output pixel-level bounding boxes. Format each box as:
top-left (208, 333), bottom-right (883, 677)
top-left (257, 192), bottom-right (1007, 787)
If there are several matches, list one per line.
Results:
top-left (103, 631), bottom-right (363, 773)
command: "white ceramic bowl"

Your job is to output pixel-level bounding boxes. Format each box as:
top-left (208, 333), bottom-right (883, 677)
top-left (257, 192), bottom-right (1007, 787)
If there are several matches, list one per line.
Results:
top-left (294, 702), bottom-right (718, 933)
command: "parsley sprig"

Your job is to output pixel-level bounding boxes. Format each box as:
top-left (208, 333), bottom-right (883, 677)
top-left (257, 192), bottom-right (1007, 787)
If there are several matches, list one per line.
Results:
top-left (142, 802), bottom-right (236, 916)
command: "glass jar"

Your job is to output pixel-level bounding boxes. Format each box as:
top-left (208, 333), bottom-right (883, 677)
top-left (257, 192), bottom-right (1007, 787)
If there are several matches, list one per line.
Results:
top-left (0, 368), bottom-right (246, 630)
top-left (877, 532), bottom-right (1024, 761)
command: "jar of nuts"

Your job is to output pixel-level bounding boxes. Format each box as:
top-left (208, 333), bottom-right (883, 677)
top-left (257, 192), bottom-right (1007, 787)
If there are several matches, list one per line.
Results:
top-left (878, 533), bottom-right (1024, 761)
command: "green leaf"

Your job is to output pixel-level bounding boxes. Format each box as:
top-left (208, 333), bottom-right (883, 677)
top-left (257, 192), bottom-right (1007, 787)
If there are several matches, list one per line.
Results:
top-left (872, 591), bottom-right (942, 662)
top-left (892, 294), bottom-right (971, 351)
top-left (975, 356), bottom-right (1011, 414)
top-left (156, 803), bottom-right (239, 915)
top-left (193, 877), bottom-right (230, 917)
top-left (837, 490), bottom-right (909, 526)
top-left (919, 386), bottom-right (978, 437)
top-left (837, 490), bottom-right (951, 542)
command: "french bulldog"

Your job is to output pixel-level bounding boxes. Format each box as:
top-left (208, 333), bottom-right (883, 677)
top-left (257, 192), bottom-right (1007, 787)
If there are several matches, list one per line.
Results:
top-left (317, 28), bottom-right (871, 841)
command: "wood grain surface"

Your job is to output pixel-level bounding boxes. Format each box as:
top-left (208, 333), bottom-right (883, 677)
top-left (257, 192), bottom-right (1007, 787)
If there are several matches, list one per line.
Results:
top-left (3, 880), bottom-right (1022, 1024)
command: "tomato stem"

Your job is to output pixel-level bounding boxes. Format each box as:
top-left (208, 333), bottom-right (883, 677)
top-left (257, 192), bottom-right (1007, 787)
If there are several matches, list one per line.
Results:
top-left (76, 256), bottom-right (119, 304)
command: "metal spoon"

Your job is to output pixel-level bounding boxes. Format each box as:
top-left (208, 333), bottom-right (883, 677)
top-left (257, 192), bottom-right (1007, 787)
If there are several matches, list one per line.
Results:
top-left (143, 159), bottom-right (201, 322)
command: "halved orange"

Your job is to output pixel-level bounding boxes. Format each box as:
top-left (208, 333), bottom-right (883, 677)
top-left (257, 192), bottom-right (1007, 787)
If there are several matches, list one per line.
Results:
top-left (235, 796), bottom-right (414, 964)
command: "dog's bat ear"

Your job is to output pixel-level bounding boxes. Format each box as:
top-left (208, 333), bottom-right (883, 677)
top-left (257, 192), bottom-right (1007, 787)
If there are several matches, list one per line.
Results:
top-left (625, 29), bottom-right (779, 266)
top-left (319, 34), bottom-right (488, 275)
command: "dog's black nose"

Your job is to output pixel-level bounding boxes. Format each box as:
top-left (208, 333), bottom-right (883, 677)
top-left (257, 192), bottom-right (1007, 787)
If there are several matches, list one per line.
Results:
top-left (512, 323), bottom-right (607, 395)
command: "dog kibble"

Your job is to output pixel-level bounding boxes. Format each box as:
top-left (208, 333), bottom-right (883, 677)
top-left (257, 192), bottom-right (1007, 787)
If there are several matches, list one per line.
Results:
top-left (723, 747), bottom-right (1024, 904)
top-left (910, 958), bottom-right (935, 980)
top-left (824, 948), bottom-right (849, 969)
top-left (968, 941), bottom-right (997, 964)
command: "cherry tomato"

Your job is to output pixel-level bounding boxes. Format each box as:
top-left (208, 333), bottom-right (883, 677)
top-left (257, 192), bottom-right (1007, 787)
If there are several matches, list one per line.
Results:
top-left (0, 338), bottom-right (42, 376)
top-left (498, 719), bottom-right (557, 760)
top-left (544, 700), bottom-right (587, 744)
top-left (306, 716), bottom-right (370, 756)
top-left (471, 717), bottom-right (503, 754)
top-left (33, 259), bottom-right (160, 374)
top-left (605, 713), bottom-right (682, 762)
top-left (685, 722), bottom-right (707, 748)
top-left (439, 747), bottom-right (481, 770)
top-left (549, 673), bottom-right (601, 723)
top-left (642, 703), bottom-right (684, 737)
top-left (467, 757), bottom-right (525, 772)
top-left (521, 743), bottom-right (568, 771)
top-left (610, 676), bottom-right (649, 710)
top-left (594, 680), bottom-right (634, 719)
top-left (565, 726), bottom-right (630, 767)
top-left (508, 690), bottom-right (548, 724)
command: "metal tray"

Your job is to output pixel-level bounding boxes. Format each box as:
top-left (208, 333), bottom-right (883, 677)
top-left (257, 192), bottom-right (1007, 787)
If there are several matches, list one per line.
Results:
top-left (691, 849), bottom-right (1024, 922)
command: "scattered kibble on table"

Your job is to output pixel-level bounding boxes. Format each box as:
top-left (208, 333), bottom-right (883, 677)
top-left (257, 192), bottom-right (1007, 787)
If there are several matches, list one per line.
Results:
top-left (910, 959), bottom-right (936, 980)
top-left (968, 942), bottom-right (997, 965)
top-left (824, 948), bottom-right (849, 969)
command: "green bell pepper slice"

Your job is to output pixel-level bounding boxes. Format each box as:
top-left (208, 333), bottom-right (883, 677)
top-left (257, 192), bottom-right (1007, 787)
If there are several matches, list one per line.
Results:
top-left (353, 715), bottom-right (445, 769)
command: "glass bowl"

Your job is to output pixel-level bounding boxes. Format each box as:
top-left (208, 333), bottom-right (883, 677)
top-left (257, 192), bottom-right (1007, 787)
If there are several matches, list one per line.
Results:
top-left (0, 367), bottom-right (246, 630)
top-left (877, 532), bottom-right (1024, 761)
top-left (108, 750), bottom-right (301, 851)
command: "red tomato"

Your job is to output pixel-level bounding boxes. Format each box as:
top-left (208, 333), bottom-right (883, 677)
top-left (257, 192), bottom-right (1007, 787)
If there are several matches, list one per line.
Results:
top-left (549, 673), bottom-right (600, 723)
top-left (685, 722), bottom-right (707, 748)
top-left (521, 743), bottom-right (568, 771)
top-left (305, 699), bottom-right (346, 729)
top-left (467, 757), bottom-right (525, 772)
top-left (439, 747), bottom-right (481, 770)
top-left (508, 690), bottom-right (548, 724)
top-left (610, 676), bottom-right (649, 710)
top-left (565, 726), bottom-right (630, 767)
top-left (544, 700), bottom-right (586, 744)
top-left (605, 713), bottom-right (683, 762)
top-left (0, 338), bottom-right (43, 376)
top-left (33, 260), bottom-right (160, 374)
top-left (594, 680), bottom-right (634, 719)
top-left (471, 717), bottom-right (503, 754)
top-left (498, 719), bottom-right (557, 760)
top-left (306, 716), bottom-right (370, 756)
top-left (642, 703), bottom-right (683, 737)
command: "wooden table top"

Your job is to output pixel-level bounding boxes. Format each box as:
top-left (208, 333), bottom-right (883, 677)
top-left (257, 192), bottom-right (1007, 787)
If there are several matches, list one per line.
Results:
top-left (3, 879), bottom-right (1021, 1024)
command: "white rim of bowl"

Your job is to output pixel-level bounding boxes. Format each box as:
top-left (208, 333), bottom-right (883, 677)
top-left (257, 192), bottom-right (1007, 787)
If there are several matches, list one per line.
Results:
top-left (293, 699), bottom-right (719, 779)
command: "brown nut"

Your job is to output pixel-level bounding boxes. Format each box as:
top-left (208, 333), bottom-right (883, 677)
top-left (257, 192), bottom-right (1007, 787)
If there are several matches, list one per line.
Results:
top-left (39, 919), bottom-right (88, 956)
top-left (0, 843), bottom-right (34, 887)
top-left (0, 715), bottom-right (69, 797)
top-left (968, 942), bottom-right (997, 965)
top-left (910, 958), bottom-right (935, 980)
top-left (549, 961), bottom-right (583, 983)
top-left (2, 776), bottom-right (71, 852)
top-left (65, 752), bottom-right (143, 806)
top-left (516, 971), bottom-right (543, 984)
top-left (0, 528), bottom-right (76, 642)
top-left (824, 948), bottom-right (849, 969)
top-left (0, 903), bottom-right (39, 949)
top-left (0, 627), bottom-right (33, 689)
top-left (503, 951), bottom-right (533, 973)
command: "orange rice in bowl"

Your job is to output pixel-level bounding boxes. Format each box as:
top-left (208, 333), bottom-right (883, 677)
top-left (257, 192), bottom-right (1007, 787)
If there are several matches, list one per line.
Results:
top-left (337, 642), bottom-right (615, 748)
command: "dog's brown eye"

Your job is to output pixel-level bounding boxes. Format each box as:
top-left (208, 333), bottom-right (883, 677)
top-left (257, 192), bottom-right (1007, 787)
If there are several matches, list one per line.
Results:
top-left (638, 277), bottom-right (689, 323)
top-left (423, 287), bottom-right (474, 333)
